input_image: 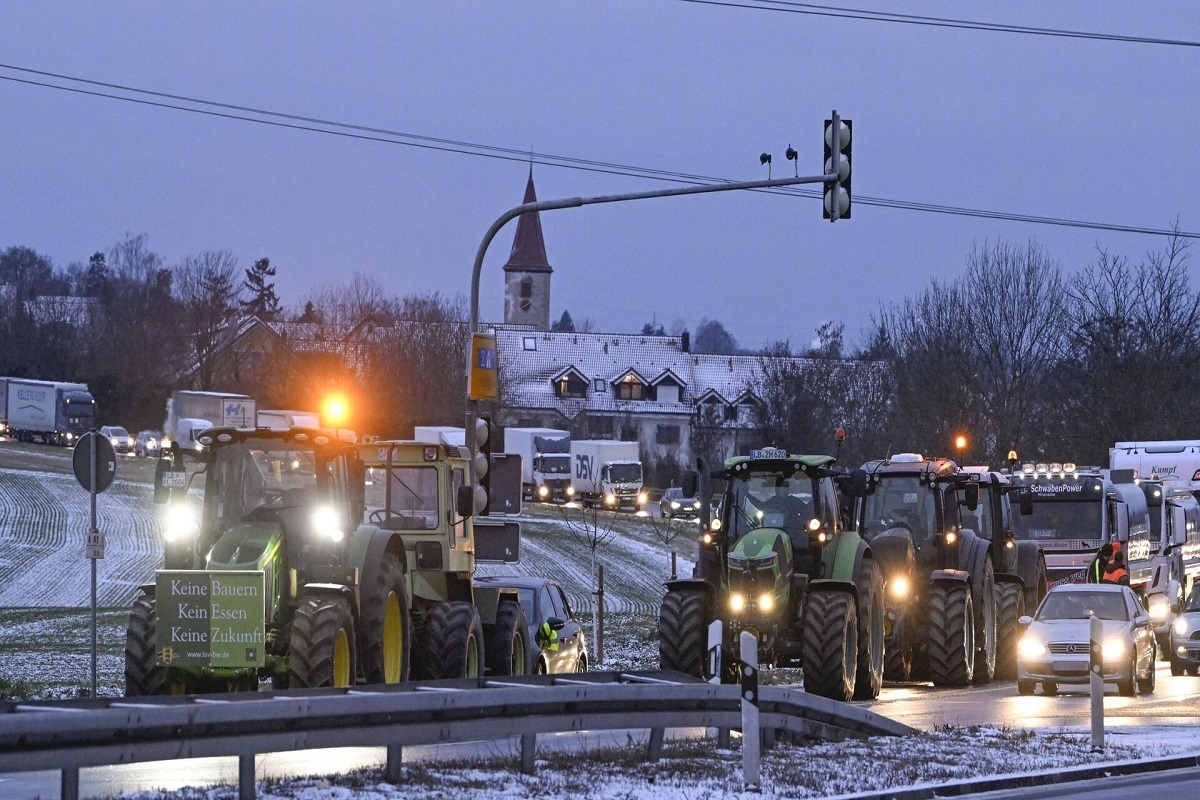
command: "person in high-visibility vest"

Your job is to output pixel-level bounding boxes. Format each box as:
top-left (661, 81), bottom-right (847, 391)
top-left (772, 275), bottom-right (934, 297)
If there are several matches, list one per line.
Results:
top-left (1100, 551), bottom-right (1130, 586)
top-left (536, 621), bottom-right (559, 652)
top-left (1088, 543), bottom-right (1114, 584)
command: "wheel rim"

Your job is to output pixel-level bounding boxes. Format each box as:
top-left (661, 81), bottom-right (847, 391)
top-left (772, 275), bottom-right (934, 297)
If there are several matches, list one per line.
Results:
top-left (511, 632), bottom-right (526, 675)
top-left (466, 632), bottom-right (481, 677)
top-left (383, 592), bottom-right (403, 684)
top-left (333, 627), bottom-right (351, 687)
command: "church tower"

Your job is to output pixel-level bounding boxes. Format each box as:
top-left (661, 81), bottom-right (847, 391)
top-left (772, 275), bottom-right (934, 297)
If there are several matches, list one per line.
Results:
top-left (503, 168), bottom-right (552, 330)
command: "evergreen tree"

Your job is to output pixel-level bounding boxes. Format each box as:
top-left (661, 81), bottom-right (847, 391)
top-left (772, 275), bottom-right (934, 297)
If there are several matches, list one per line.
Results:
top-left (551, 309), bottom-right (576, 332)
top-left (241, 257), bottom-right (280, 320)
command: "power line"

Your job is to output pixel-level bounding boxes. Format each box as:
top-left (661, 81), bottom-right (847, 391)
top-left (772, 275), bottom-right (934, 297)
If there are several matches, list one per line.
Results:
top-left (673, 0), bottom-right (1200, 47)
top-left (1, 66), bottom-right (1197, 240)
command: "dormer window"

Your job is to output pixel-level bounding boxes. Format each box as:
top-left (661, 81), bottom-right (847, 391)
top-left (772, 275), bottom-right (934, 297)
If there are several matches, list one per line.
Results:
top-left (616, 373), bottom-right (645, 400)
top-left (553, 369), bottom-right (588, 399)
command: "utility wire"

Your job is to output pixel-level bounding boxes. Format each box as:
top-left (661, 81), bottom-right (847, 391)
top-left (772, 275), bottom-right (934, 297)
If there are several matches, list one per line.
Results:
top-left (674, 0), bottom-right (1200, 48)
top-left (1, 67), bottom-right (1197, 240)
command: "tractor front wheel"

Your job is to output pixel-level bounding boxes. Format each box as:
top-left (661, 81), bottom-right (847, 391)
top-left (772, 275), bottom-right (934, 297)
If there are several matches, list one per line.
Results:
top-left (929, 581), bottom-right (975, 687)
top-left (125, 595), bottom-right (170, 696)
top-left (364, 553), bottom-right (412, 685)
top-left (658, 590), bottom-right (710, 676)
top-left (995, 582), bottom-right (1025, 680)
top-left (853, 561), bottom-right (885, 700)
top-left (288, 594), bottom-right (357, 688)
top-left (801, 590), bottom-right (858, 702)
top-left (422, 601), bottom-right (485, 680)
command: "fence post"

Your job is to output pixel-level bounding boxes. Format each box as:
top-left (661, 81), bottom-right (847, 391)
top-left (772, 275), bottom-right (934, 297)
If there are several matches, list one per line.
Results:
top-left (1089, 615), bottom-right (1104, 752)
top-left (647, 726), bottom-right (665, 761)
top-left (708, 620), bottom-right (731, 748)
top-left (238, 754), bottom-right (256, 800)
top-left (521, 733), bottom-right (538, 774)
top-left (61, 767), bottom-right (79, 800)
top-left (740, 631), bottom-right (760, 790)
top-left (596, 564), bottom-right (605, 664)
top-left (386, 744), bottom-right (403, 782)
top-left (670, 551), bottom-right (677, 580)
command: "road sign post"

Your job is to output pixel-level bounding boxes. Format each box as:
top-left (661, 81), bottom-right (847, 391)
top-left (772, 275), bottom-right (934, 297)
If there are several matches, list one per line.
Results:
top-left (72, 431), bottom-right (116, 697)
top-left (1089, 614), bottom-right (1104, 751)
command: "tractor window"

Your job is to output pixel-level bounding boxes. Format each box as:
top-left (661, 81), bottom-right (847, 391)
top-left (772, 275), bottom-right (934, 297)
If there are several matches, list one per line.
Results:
top-left (209, 438), bottom-right (324, 533)
top-left (727, 471), bottom-right (816, 543)
top-left (861, 477), bottom-right (936, 543)
top-left (960, 486), bottom-right (995, 539)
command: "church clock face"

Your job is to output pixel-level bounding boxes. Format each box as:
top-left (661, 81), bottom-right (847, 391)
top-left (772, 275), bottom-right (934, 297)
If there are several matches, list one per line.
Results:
top-left (520, 299), bottom-right (531, 312)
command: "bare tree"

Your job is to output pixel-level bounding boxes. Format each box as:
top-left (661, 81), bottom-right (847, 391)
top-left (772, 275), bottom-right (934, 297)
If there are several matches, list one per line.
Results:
top-left (557, 503), bottom-right (619, 663)
top-left (175, 250), bottom-right (242, 390)
top-left (302, 272), bottom-right (394, 327)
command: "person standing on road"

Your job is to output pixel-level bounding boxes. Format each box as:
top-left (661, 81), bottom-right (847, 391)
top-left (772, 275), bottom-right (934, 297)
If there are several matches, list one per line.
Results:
top-left (1101, 551), bottom-right (1130, 586)
top-left (1088, 543), bottom-right (1114, 583)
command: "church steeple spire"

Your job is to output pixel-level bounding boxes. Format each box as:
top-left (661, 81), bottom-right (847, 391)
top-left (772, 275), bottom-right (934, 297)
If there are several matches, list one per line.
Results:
top-left (503, 167), bottom-right (552, 273)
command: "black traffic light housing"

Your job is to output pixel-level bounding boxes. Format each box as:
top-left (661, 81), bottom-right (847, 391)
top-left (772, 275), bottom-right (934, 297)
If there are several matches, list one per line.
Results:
top-left (823, 113), bottom-right (852, 221)
top-left (477, 415), bottom-right (492, 517)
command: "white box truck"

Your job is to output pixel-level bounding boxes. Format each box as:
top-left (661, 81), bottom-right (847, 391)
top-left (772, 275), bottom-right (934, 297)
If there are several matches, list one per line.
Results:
top-left (0, 377), bottom-right (96, 446)
top-left (570, 439), bottom-right (645, 510)
top-left (503, 427), bottom-right (571, 502)
top-left (257, 409), bottom-right (320, 429)
top-left (164, 390), bottom-right (256, 457)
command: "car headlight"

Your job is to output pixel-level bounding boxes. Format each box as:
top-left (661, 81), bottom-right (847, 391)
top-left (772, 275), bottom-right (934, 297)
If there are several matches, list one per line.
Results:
top-left (889, 576), bottom-right (910, 600)
top-left (311, 506), bottom-right (345, 542)
top-left (1149, 597), bottom-right (1170, 622)
top-left (1174, 617), bottom-right (1190, 636)
top-left (566, 485), bottom-right (575, 496)
top-left (671, 501), bottom-right (681, 509)
top-left (163, 503), bottom-right (199, 543)
top-left (538, 486), bottom-right (549, 498)
top-left (758, 593), bottom-right (775, 613)
top-left (1103, 638), bottom-right (1127, 661)
top-left (730, 593), bottom-right (746, 614)
top-left (604, 494), bottom-right (617, 506)
top-left (1018, 636), bottom-right (1047, 659)
top-left (110, 437), bottom-right (119, 446)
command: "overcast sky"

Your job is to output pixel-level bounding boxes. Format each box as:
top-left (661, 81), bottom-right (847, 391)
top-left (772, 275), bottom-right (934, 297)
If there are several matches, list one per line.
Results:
top-left (2, 2), bottom-right (1197, 351)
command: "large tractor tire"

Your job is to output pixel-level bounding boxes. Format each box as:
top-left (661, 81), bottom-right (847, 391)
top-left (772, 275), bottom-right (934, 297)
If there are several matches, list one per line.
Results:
top-left (994, 582), bottom-right (1025, 680)
top-left (363, 552), bottom-right (412, 685)
top-left (883, 623), bottom-right (913, 683)
top-left (125, 596), bottom-right (171, 696)
top-left (801, 590), bottom-right (858, 702)
top-left (972, 560), bottom-right (998, 685)
top-left (1017, 546), bottom-right (1048, 615)
top-left (422, 601), bottom-right (485, 680)
top-left (485, 600), bottom-right (529, 677)
top-left (658, 589), bottom-right (710, 676)
top-left (928, 581), bottom-right (975, 687)
top-left (853, 562), bottom-right (885, 700)
top-left (288, 594), bottom-right (357, 688)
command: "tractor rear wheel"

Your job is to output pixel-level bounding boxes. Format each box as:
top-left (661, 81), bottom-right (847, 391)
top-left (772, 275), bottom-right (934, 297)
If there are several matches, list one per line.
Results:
top-left (422, 601), bottom-right (485, 680)
top-left (801, 590), bottom-right (858, 702)
top-left (972, 560), bottom-right (997, 685)
top-left (125, 596), bottom-right (170, 696)
top-left (364, 552), bottom-right (412, 685)
top-left (658, 589), bottom-right (710, 676)
top-left (929, 581), bottom-right (975, 687)
top-left (994, 582), bottom-right (1025, 680)
top-left (288, 594), bottom-right (357, 688)
top-left (853, 561), bottom-right (885, 700)
top-left (485, 600), bottom-right (529, 677)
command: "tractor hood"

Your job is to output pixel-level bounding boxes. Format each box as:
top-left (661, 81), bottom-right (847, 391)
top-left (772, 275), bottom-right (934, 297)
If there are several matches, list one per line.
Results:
top-left (728, 528), bottom-right (792, 602)
top-left (208, 521), bottom-right (284, 570)
top-left (868, 527), bottom-right (917, 577)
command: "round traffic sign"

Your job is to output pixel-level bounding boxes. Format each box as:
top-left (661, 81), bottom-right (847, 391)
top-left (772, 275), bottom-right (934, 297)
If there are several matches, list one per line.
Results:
top-left (72, 432), bottom-right (116, 493)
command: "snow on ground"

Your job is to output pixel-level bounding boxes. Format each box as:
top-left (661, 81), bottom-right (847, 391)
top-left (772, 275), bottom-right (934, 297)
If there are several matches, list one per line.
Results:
top-left (111, 726), bottom-right (1199, 800)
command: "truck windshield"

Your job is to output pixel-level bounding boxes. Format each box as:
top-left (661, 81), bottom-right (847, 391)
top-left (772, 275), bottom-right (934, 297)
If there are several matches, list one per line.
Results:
top-left (537, 455), bottom-right (570, 475)
top-left (1013, 501), bottom-right (1102, 541)
top-left (209, 438), bottom-right (328, 532)
top-left (727, 472), bottom-right (816, 541)
top-left (861, 476), bottom-right (936, 542)
top-left (609, 463), bottom-right (642, 483)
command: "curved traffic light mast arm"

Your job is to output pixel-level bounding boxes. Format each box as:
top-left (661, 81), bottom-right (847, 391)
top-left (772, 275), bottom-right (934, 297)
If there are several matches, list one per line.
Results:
top-left (463, 170), bottom-right (838, 480)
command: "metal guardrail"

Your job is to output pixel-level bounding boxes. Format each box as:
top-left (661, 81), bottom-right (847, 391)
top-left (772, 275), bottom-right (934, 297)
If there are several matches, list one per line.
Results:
top-left (0, 671), bottom-right (912, 800)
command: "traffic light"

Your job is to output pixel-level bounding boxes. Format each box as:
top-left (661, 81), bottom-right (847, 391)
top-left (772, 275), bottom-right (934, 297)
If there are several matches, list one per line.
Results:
top-left (823, 113), bottom-right (852, 221)
top-left (475, 416), bottom-right (492, 516)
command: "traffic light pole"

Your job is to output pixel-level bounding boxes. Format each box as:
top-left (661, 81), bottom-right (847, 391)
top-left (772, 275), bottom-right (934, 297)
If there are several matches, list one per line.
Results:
top-left (463, 170), bottom-right (836, 480)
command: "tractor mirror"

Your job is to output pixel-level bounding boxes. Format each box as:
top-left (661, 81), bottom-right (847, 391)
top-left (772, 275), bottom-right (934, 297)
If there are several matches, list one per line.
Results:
top-left (847, 469), bottom-right (870, 498)
top-left (456, 484), bottom-right (475, 519)
top-left (1018, 487), bottom-right (1033, 516)
top-left (964, 483), bottom-right (979, 512)
top-left (681, 471), bottom-right (698, 498)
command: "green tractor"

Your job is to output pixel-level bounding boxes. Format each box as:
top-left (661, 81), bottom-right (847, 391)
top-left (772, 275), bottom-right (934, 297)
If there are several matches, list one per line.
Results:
top-left (658, 449), bottom-right (884, 702)
top-left (846, 454), bottom-right (1000, 687)
top-left (124, 428), bottom-right (527, 695)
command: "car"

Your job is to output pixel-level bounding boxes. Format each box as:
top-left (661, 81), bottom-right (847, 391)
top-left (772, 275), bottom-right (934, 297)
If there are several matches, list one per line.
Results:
top-left (1016, 583), bottom-right (1155, 696)
top-left (99, 425), bottom-right (135, 455)
top-left (659, 487), bottom-right (703, 519)
top-left (1168, 584), bottom-right (1200, 676)
top-left (473, 575), bottom-right (588, 675)
top-left (135, 429), bottom-right (167, 458)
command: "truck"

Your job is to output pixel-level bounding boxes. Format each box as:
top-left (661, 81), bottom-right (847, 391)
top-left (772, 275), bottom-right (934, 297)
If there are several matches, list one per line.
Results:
top-left (164, 390), bottom-right (255, 457)
top-left (570, 439), bottom-right (645, 510)
top-left (846, 454), bottom-right (998, 686)
top-left (503, 427), bottom-right (572, 503)
top-left (658, 448), bottom-right (884, 701)
top-left (1134, 480), bottom-right (1200, 662)
top-left (125, 426), bottom-right (529, 695)
top-left (1110, 440), bottom-right (1200, 487)
top-left (1008, 462), bottom-right (1153, 595)
top-left (413, 425), bottom-right (465, 448)
top-left (257, 409), bottom-right (320, 429)
top-left (0, 377), bottom-right (95, 445)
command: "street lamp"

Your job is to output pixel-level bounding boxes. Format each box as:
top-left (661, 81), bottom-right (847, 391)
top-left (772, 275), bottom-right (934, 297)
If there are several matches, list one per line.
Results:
top-left (323, 394), bottom-right (348, 429)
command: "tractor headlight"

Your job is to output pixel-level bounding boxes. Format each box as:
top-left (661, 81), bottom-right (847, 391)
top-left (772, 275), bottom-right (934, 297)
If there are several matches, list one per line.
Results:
top-left (1149, 596), bottom-right (1170, 622)
top-left (702, 532), bottom-right (713, 545)
top-left (758, 593), bottom-right (775, 613)
top-left (730, 593), bottom-right (747, 614)
top-left (538, 485), bottom-right (549, 498)
top-left (1103, 638), bottom-right (1127, 661)
top-left (944, 530), bottom-right (958, 545)
top-left (1017, 636), bottom-right (1046, 659)
top-left (807, 518), bottom-right (821, 532)
top-left (566, 485), bottom-right (575, 496)
top-left (889, 576), bottom-right (910, 600)
top-left (711, 518), bottom-right (722, 532)
top-left (163, 503), bottom-right (199, 543)
top-left (311, 505), bottom-right (345, 542)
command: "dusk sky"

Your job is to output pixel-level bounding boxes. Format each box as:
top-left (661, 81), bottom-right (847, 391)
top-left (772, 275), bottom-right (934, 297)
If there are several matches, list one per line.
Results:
top-left (2, 2), bottom-right (1197, 351)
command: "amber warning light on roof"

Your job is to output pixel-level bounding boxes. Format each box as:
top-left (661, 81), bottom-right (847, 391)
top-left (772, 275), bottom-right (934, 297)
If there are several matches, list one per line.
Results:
top-left (469, 331), bottom-right (499, 401)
